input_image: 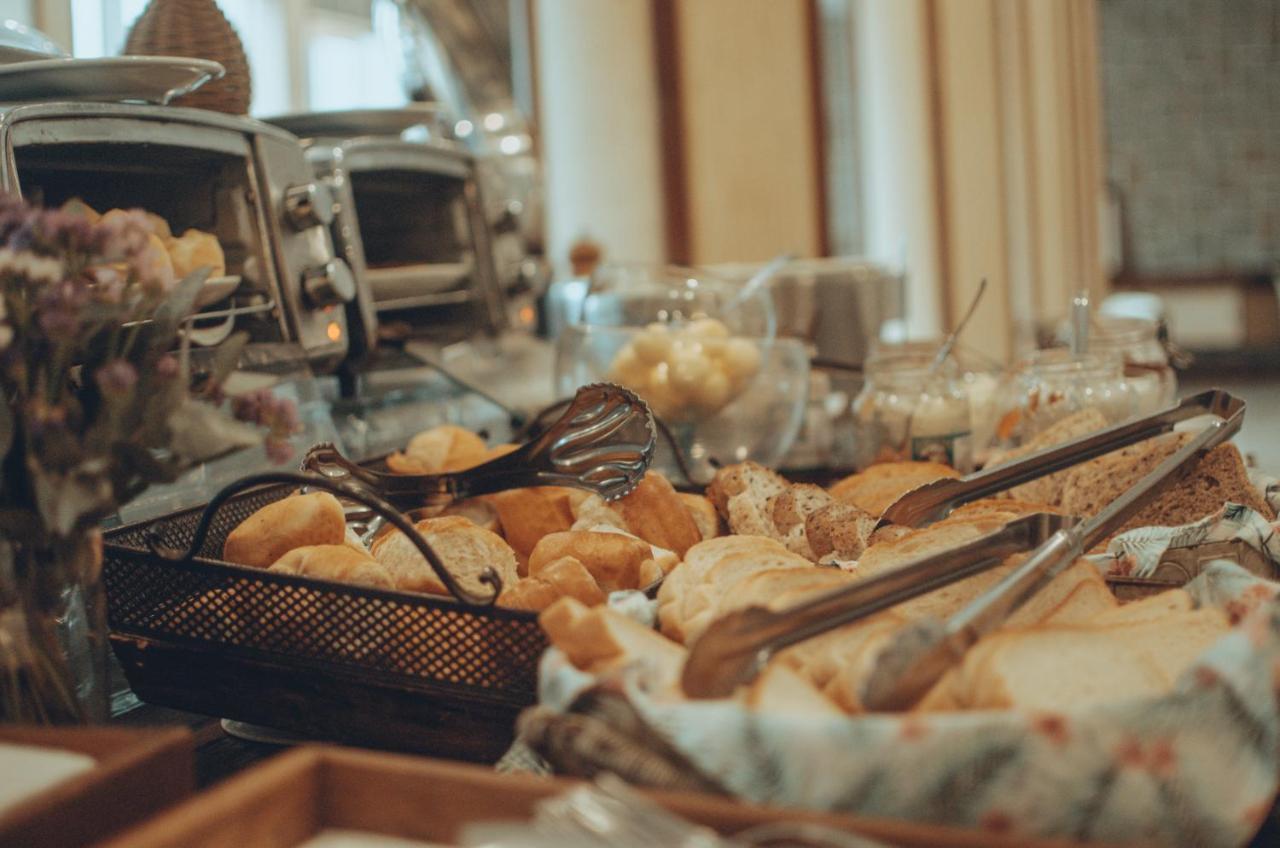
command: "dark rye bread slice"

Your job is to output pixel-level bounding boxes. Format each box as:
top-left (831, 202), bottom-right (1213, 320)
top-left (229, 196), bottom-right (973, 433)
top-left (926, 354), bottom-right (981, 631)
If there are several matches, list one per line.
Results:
top-left (1060, 436), bottom-right (1273, 546)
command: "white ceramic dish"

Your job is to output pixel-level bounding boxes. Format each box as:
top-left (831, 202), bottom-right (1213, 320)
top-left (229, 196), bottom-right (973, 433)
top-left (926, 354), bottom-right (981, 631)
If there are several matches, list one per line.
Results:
top-left (0, 56), bottom-right (223, 105)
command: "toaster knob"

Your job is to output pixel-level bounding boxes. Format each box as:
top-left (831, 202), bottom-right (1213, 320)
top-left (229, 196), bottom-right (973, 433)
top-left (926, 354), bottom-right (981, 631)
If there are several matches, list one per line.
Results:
top-left (284, 182), bottom-right (335, 230)
top-left (301, 259), bottom-right (356, 307)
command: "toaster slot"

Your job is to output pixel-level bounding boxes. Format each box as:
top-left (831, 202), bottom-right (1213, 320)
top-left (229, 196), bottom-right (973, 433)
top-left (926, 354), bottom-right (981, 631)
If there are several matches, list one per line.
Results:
top-left (12, 141), bottom-right (285, 344)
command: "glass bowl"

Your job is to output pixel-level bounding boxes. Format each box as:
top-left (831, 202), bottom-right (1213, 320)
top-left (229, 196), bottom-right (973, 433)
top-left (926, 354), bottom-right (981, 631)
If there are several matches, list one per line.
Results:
top-left (555, 325), bottom-right (808, 479)
top-left (579, 263), bottom-right (776, 339)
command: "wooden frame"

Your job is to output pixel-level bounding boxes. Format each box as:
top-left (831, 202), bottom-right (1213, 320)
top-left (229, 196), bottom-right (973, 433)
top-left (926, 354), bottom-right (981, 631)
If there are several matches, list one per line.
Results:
top-left (104, 745), bottom-right (1099, 848)
top-left (0, 725), bottom-right (194, 848)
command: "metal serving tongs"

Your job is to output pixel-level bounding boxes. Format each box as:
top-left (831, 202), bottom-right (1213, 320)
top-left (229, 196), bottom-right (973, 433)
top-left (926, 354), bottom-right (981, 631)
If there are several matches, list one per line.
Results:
top-left (860, 389), bottom-right (1245, 711)
top-left (681, 513), bottom-right (1072, 698)
top-left (301, 383), bottom-right (656, 512)
top-left (877, 388), bottom-right (1243, 529)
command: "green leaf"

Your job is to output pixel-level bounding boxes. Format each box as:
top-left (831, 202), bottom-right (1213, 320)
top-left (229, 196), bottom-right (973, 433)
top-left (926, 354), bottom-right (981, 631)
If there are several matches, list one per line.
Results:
top-left (149, 268), bottom-right (211, 347)
top-left (167, 398), bottom-right (262, 465)
top-left (206, 331), bottom-right (249, 389)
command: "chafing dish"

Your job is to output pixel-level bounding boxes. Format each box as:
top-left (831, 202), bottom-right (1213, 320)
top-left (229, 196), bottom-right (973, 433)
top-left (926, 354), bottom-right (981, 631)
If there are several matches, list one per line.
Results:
top-left (0, 101), bottom-right (356, 370)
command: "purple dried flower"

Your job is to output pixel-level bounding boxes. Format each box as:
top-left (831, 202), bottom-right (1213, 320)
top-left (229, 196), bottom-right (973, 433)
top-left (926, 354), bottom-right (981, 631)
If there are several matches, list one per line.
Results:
top-left (155, 354), bottom-right (179, 379)
top-left (95, 359), bottom-right (138, 396)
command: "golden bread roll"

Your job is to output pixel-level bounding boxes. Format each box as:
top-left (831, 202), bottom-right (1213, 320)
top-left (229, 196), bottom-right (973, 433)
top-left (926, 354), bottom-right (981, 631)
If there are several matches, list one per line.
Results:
top-left (488, 487), bottom-right (576, 566)
top-left (167, 228), bottom-right (225, 279)
top-left (529, 530), bottom-right (652, 593)
top-left (386, 425), bottom-right (489, 475)
top-left (370, 515), bottom-right (519, 598)
top-left (677, 493), bottom-right (721, 540)
top-left (268, 544), bottom-right (393, 590)
top-left (61, 197), bottom-right (101, 223)
top-left (537, 597), bottom-right (686, 688)
top-left (138, 233), bottom-right (176, 288)
top-left (497, 556), bottom-right (605, 611)
top-left (440, 497), bottom-right (501, 533)
top-left (609, 472), bottom-right (703, 557)
top-left (222, 491), bottom-right (347, 569)
top-left (144, 212), bottom-right (172, 241)
top-left (497, 577), bottom-right (562, 612)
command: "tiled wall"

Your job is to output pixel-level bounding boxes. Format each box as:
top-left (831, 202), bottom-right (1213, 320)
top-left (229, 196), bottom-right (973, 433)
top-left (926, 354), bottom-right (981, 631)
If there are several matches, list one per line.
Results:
top-left (1098, 0), bottom-right (1279, 275)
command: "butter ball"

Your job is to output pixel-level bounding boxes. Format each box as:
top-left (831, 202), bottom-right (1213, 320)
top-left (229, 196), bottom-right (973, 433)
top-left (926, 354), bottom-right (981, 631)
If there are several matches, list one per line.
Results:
top-left (721, 338), bottom-right (762, 380)
top-left (687, 318), bottom-right (730, 340)
top-left (632, 328), bottom-right (672, 365)
top-left (691, 369), bottom-right (731, 412)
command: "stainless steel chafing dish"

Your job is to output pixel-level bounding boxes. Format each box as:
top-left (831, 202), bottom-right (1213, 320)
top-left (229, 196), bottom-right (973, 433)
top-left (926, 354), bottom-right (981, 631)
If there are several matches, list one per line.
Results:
top-left (0, 101), bottom-right (357, 370)
top-left (293, 132), bottom-right (506, 351)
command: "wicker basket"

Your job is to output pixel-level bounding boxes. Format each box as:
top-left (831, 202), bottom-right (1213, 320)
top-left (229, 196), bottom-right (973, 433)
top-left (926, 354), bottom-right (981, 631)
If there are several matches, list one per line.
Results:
top-left (125, 0), bottom-right (252, 114)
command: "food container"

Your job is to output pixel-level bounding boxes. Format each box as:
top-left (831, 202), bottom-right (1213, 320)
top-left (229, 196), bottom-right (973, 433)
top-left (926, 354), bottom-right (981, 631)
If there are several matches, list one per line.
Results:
top-left (851, 350), bottom-right (975, 472)
top-left (0, 726), bottom-right (194, 848)
top-left (1089, 315), bottom-right (1178, 414)
top-left (102, 469), bottom-right (545, 763)
top-left (101, 745), bottom-right (1064, 848)
top-left (992, 349), bottom-right (1135, 450)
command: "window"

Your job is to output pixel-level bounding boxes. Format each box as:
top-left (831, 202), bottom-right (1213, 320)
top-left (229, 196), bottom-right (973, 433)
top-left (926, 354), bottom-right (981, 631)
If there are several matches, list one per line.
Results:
top-left (63, 0), bottom-right (406, 116)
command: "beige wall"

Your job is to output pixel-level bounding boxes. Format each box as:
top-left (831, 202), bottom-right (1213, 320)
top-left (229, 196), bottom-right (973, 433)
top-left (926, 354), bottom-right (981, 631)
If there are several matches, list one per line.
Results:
top-left (672, 0), bottom-right (823, 265)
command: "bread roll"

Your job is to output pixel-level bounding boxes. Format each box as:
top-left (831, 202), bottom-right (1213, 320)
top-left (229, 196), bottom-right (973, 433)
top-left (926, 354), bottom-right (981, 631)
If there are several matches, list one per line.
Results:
top-left (144, 212), bottom-right (172, 241)
top-left (371, 515), bottom-right (519, 598)
top-left (529, 530), bottom-right (652, 593)
top-left (137, 232), bottom-right (176, 289)
top-left (498, 556), bottom-right (605, 611)
top-left (61, 197), bottom-right (100, 223)
top-left (440, 497), bottom-right (501, 533)
top-left (268, 544), bottom-right (393, 590)
top-left (167, 228), bottom-right (225, 279)
top-left (538, 597), bottom-right (686, 688)
top-left (677, 493), bottom-right (721, 540)
top-left (609, 472), bottom-right (702, 557)
top-left (386, 425), bottom-right (489, 475)
top-left (489, 487), bottom-right (577, 566)
top-left (222, 492), bottom-right (347, 569)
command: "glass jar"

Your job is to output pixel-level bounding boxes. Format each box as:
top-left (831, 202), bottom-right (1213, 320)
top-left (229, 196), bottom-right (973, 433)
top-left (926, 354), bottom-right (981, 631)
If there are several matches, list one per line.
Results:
top-left (1089, 316), bottom-right (1176, 414)
top-left (993, 350), bottom-right (1135, 447)
top-left (852, 352), bottom-right (974, 472)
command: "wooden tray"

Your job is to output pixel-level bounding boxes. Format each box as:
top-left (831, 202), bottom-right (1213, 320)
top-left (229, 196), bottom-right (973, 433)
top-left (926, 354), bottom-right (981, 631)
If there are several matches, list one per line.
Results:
top-left (102, 745), bottom-right (1098, 848)
top-left (0, 725), bottom-right (194, 848)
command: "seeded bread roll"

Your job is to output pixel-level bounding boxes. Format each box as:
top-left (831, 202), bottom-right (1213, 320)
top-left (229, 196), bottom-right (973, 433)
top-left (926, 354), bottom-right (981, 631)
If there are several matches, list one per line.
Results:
top-left (222, 491), bottom-right (347, 569)
top-left (370, 515), bottom-right (519, 598)
top-left (706, 461), bottom-right (789, 520)
top-left (804, 500), bottom-right (879, 562)
top-left (268, 544), bottom-right (393, 590)
top-left (767, 484), bottom-right (834, 559)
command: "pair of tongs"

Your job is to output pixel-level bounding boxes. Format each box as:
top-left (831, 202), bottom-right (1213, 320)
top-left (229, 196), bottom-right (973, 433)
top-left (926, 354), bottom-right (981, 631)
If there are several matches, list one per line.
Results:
top-left (303, 383), bottom-right (656, 510)
top-left (680, 513), bottom-right (1072, 698)
top-left (878, 388), bottom-right (1242, 528)
top-left (860, 388), bottom-right (1245, 710)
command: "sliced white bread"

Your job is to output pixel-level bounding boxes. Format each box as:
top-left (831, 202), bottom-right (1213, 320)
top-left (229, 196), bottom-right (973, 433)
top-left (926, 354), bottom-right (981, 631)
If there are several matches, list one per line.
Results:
top-left (745, 662), bottom-right (845, 718)
top-left (1090, 589), bottom-right (1193, 626)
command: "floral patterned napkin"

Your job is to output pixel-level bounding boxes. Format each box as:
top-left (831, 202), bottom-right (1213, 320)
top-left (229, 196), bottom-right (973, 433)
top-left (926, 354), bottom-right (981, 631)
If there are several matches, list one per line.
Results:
top-left (1087, 501), bottom-right (1279, 578)
top-left (521, 559), bottom-right (1280, 847)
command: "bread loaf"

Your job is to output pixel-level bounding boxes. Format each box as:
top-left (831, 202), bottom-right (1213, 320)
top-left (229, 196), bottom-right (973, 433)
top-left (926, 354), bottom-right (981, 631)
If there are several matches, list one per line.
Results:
top-left (370, 515), bottom-right (519, 598)
top-left (745, 663), bottom-right (844, 717)
top-left (529, 530), bottom-right (653, 593)
top-left (268, 544), bottom-right (393, 590)
top-left (222, 492), bottom-right (347, 569)
top-left (829, 461), bottom-right (960, 517)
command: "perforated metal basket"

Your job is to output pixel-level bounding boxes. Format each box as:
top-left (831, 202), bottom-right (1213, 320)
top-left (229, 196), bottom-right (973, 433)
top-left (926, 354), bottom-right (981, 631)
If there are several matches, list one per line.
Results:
top-left (103, 479), bottom-right (547, 762)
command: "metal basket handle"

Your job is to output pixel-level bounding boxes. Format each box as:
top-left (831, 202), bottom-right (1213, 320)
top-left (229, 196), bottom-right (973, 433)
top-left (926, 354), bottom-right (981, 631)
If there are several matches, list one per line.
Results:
top-left (144, 470), bottom-right (502, 606)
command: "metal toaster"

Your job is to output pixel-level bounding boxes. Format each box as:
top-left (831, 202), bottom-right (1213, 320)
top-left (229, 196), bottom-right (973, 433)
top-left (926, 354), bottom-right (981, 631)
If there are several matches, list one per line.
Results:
top-left (0, 101), bottom-right (358, 371)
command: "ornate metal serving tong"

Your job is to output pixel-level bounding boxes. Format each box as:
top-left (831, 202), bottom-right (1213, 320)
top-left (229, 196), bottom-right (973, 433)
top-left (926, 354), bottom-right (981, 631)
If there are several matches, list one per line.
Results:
top-left (861, 389), bottom-right (1245, 710)
top-left (680, 513), bottom-right (1071, 699)
top-left (144, 470), bottom-right (504, 606)
top-left (303, 383), bottom-right (656, 510)
top-left (878, 388), bottom-right (1242, 529)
